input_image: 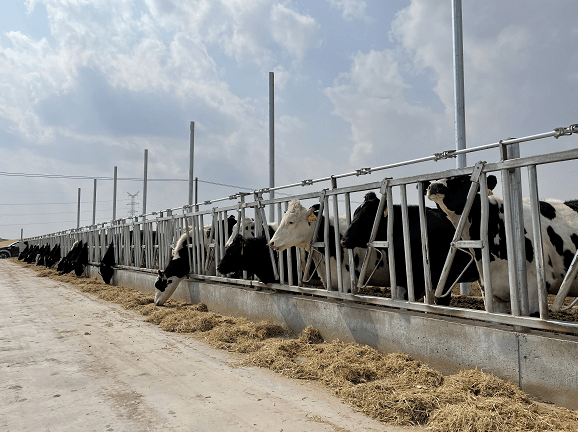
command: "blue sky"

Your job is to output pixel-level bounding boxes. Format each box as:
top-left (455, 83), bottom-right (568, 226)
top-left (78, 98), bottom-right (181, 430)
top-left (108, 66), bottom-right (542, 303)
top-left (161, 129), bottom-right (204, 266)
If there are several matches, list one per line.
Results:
top-left (1, 0), bottom-right (577, 238)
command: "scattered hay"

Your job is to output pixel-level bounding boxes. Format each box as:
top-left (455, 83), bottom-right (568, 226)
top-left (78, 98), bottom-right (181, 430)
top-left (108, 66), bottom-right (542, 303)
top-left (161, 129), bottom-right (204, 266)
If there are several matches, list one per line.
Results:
top-left (17, 261), bottom-right (578, 431)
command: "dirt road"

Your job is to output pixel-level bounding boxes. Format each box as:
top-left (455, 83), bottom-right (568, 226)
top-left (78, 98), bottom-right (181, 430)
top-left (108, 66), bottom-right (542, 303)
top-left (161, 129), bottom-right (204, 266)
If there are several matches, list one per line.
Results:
top-left (0, 260), bottom-right (418, 432)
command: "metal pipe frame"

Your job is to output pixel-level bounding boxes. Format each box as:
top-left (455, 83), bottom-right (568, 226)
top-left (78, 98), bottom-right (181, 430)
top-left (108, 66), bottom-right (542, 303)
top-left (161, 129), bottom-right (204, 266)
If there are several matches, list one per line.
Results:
top-left (22, 125), bottom-right (578, 334)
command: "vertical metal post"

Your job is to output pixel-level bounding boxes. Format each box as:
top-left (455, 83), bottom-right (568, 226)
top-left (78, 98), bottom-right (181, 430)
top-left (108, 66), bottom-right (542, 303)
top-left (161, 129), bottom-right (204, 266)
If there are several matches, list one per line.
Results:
top-left (77, 187), bottom-right (81, 228)
top-left (195, 177), bottom-right (199, 205)
top-left (143, 149), bottom-right (148, 215)
top-left (344, 192), bottom-right (357, 293)
top-left (400, 185), bottom-right (415, 301)
top-left (452, 0), bottom-right (470, 296)
top-left (417, 182), bottom-right (433, 304)
top-left (20, 229), bottom-right (23, 252)
top-left (269, 72), bottom-right (275, 222)
top-left (330, 177), bottom-right (343, 293)
top-left (92, 179), bottom-right (97, 226)
top-left (323, 194), bottom-right (332, 290)
top-left (189, 122), bottom-right (195, 206)
top-left (527, 166), bottom-right (548, 318)
top-left (507, 143), bottom-right (529, 315)
top-left (113, 166), bottom-right (117, 221)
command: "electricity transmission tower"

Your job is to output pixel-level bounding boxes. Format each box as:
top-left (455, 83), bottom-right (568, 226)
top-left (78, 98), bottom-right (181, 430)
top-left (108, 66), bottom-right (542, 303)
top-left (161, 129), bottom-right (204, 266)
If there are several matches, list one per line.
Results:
top-left (127, 192), bottom-right (140, 218)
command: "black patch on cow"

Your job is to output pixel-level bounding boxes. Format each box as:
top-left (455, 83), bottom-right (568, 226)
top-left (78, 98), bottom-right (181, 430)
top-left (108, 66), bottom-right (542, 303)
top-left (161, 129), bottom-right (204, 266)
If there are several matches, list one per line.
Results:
top-left (345, 264), bottom-right (349, 272)
top-left (548, 255), bottom-right (553, 267)
top-left (547, 226), bottom-right (564, 256)
top-left (539, 201), bottom-right (557, 220)
top-left (525, 237), bottom-right (534, 263)
top-left (99, 242), bottom-right (116, 284)
top-left (564, 200), bottom-right (578, 213)
top-left (571, 234), bottom-right (578, 250)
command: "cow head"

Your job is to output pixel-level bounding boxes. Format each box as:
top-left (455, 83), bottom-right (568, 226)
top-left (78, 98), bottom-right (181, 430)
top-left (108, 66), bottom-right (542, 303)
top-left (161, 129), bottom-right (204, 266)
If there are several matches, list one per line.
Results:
top-left (341, 192), bottom-right (381, 249)
top-left (427, 175), bottom-right (497, 223)
top-left (100, 263), bottom-right (114, 284)
top-left (154, 234), bottom-right (191, 306)
top-left (218, 234), bottom-right (247, 276)
top-left (269, 200), bottom-right (317, 251)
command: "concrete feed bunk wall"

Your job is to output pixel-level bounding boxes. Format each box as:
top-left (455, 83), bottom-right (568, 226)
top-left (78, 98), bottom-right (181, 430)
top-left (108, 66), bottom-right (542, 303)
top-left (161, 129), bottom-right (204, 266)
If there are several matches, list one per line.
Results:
top-left (87, 265), bottom-right (578, 411)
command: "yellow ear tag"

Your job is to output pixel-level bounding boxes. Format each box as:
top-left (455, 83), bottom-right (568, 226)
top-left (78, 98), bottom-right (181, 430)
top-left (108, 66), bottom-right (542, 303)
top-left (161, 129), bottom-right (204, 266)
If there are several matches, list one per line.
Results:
top-left (487, 189), bottom-right (494, 196)
top-left (383, 209), bottom-right (388, 218)
top-left (308, 213), bottom-right (318, 223)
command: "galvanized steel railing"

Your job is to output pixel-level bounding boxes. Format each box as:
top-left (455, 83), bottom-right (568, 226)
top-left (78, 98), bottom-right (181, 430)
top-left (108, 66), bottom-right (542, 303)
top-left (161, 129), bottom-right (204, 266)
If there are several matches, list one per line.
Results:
top-left (24, 124), bottom-right (578, 335)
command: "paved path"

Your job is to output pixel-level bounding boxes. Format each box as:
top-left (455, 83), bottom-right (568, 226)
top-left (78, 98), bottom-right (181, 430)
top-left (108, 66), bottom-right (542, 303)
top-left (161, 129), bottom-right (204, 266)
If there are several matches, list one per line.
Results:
top-left (0, 260), bottom-right (420, 432)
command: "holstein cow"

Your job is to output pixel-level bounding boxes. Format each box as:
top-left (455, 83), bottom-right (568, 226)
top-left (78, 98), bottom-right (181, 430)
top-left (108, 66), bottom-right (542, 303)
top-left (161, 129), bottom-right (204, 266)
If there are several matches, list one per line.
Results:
top-left (341, 192), bottom-right (480, 305)
top-left (18, 243), bottom-right (29, 260)
top-left (217, 234), bottom-right (295, 285)
top-left (34, 244), bottom-right (50, 266)
top-left (99, 242), bottom-right (115, 284)
top-left (154, 217), bottom-right (237, 306)
top-left (269, 200), bottom-right (387, 291)
top-left (23, 245), bottom-right (40, 263)
top-left (427, 174), bottom-right (578, 315)
top-left (44, 244), bottom-right (61, 268)
top-left (154, 231), bottom-right (193, 305)
top-left (58, 240), bottom-right (85, 275)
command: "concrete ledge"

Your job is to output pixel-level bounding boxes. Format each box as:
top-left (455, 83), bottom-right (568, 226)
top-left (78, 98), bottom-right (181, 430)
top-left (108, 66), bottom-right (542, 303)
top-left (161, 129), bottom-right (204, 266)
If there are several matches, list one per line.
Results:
top-left (87, 265), bottom-right (578, 410)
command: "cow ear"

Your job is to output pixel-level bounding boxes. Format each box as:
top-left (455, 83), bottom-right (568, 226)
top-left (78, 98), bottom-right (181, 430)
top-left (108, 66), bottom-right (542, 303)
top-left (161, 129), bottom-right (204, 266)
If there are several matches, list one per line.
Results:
top-left (307, 208), bottom-right (318, 223)
top-left (487, 175), bottom-right (497, 191)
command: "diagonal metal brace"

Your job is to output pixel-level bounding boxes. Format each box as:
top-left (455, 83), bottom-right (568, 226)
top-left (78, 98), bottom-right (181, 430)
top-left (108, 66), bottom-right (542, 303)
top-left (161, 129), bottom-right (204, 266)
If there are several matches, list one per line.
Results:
top-left (435, 161), bottom-right (486, 298)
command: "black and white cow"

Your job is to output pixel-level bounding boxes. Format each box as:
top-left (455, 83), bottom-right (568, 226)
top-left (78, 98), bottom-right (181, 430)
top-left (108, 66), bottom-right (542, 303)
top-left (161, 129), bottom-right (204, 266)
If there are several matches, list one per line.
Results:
top-left (154, 216), bottom-right (237, 305)
top-left (427, 174), bottom-right (578, 314)
top-left (99, 242), bottom-right (115, 285)
top-left (269, 199), bottom-right (387, 291)
top-left (18, 242), bottom-right (29, 260)
top-left (154, 231), bottom-right (193, 305)
top-left (34, 244), bottom-right (51, 266)
top-left (58, 240), bottom-right (85, 275)
top-left (217, 234), bottom-right (292, 285)
top-left (22, 244), bottom-right (39, 263)
top-left (44, 244), bottom-right (61, 268)
top-left (341, 192), bottom-right (480, 304)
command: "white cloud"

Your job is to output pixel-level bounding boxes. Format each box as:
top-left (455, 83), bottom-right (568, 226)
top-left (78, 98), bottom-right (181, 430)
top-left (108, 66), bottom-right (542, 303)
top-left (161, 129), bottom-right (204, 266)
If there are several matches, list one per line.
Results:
top-left (327, 0), bottom-right (368, 21)
top-left (269, 4), bottom-right (319, 61)
top-left (325, 0), bottom-right (578, 174)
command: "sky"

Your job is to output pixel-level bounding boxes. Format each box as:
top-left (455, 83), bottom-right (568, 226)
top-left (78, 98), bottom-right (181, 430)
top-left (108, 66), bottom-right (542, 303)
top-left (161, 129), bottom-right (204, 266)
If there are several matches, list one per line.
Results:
top-left (1, 0), bottom-right (577, 239)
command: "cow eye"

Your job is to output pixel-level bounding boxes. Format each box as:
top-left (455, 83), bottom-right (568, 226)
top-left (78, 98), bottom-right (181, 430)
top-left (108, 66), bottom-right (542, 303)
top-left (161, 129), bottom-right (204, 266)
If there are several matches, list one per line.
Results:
top-left (288, 221), bottom-right (293, 225)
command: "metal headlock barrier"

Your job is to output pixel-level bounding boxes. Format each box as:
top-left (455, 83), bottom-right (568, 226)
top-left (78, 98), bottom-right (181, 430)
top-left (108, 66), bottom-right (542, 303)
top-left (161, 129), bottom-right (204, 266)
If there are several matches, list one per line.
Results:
top-left (24, 123), bottom-right (578, 335)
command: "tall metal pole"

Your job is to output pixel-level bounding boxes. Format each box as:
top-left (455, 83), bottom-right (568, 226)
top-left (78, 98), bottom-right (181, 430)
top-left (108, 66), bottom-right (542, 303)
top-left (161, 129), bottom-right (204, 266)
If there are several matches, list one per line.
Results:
top-left (194, 176), bottom-right (199, 205)
top-left (452, 0), bottom-right (470, 295)
top-left (77, 187), bottom-right (81, 228)
top-left (20, 228), bottom-right (23, 252)
top-left (189, 122), bottom-right (195, 207)
top-left (143, 149), bottom-right (148, 215)
top-left (92, 179), bottom-right (97, 225)
top-left (269, 72), bottom-right (275, 221)
top-left (113, 166), bottom-right (118, 220)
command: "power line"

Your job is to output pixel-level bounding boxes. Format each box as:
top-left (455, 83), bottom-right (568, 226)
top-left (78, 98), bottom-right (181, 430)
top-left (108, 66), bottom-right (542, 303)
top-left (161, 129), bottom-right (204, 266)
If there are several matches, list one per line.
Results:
top-left (0, 199), bottom-right (130, 206)
top-left (0, 170), bottom-right (263, 192)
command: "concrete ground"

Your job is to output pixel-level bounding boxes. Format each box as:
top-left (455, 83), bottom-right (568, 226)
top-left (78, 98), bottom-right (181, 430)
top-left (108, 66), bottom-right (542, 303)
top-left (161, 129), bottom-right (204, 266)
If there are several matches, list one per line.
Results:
top-left (0, 260), bottom-right (420, 432)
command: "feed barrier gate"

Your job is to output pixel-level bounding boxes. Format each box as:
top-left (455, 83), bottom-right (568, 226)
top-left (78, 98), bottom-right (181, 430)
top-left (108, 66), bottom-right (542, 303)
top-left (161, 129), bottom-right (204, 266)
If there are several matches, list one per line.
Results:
top-left (25, 123), bottom-right (578, 336)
